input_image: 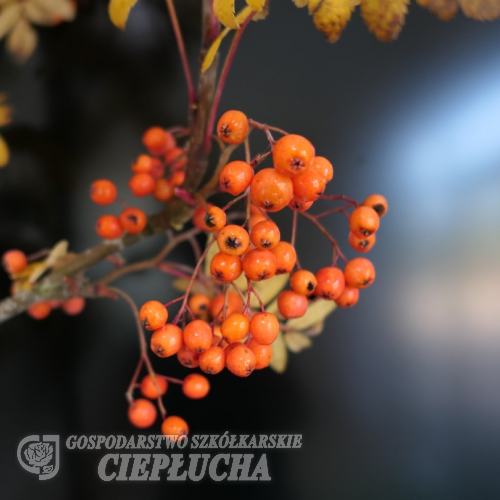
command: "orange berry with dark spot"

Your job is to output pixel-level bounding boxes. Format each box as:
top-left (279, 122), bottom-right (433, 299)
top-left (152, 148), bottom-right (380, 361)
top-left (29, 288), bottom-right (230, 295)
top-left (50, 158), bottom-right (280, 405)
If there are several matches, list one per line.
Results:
top-left (217, 225), bottom-right (250, 256)
top-left (153, 179), bottom-right (175, 202)
top-left (143, 127), bottom-right (175, 156)
top-left (219, 160), bottom-right (254, 196)
top-left (221, 312), bottom-right (250, 343)
top-left (61, 297), bottom-right (85, 315)
top-left (203, 206), bottom-right (227, 232)
top-left (176, 345), bottom-right (199, 368)
top-left (288, 196), bottom-right (313, 212)
top-left (250, 220), bottom-right (280, 249)
top-left (140, 374), bottom-right (168, 399)
top-left (335, 286), bottom-right (360, 308)
top-left (120, 207), bottom-right (148, 234)
top-left (363, 194), bottom-right (388, 218)
top-left (247, 338), bottom-right (272, 370)
top-left (291, 169), bottom-right (326, 202)
top-left (2, 250), bottom-right (28, 274)
top-left (90, 179), bottom-right (117, 205)
top-left (251, 168), bottom-right (294, 212)
top-left (129, 173), bottom-right (156, 197)
top-left (128, 399), bottom-right (157, 428)
top-left (277, 290), bottom-right (308, 319)
top-left (344, 258), bottom-right (376, 289)
top-left (150, 323), bottom-right (182, 357)
top-left (242, 249), bottom-right (277, 281)
top-left (96, 215), bottom-right (123, 239)
top-left (273, 134), bottom-right (315, 177)
top-left (183, 320), bottom-right (212, 353)
top-left (140, 300), bottom-right (168, 331)
top-left (27, 301), bottom-right (51, 320)
top-left (249, 312), bottom-right (279, 345)
top-left (270, 241), bottom-right (296, 274)
top-left (199, 345), bottom-right (226, 375)
top-left (217, 110), bottom-right (249, 144)
top-left (193, 204), bottom-right (213, 230)
top-left (210, 252), bottom-right (243, 283)
top-left (290, 270), bottom-right (317, 296)
top-left (226, 344), bottom-right (256, 377)
top-left (161, 415), bottom-right (189, 440)
top-left (349, 206), bottom-right (380, 238)
top-left (348, 231), bottom-right (376, 253)
top-left (315, 267), bottom-right (345, 300)
top-left (182, 373), bottom-right (210, 399)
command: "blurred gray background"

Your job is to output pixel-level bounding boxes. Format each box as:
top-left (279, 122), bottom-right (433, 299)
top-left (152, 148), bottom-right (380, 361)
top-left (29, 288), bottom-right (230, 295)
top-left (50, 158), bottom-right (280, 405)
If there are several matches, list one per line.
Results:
top-left (1, 1), bottom-right (500, 499)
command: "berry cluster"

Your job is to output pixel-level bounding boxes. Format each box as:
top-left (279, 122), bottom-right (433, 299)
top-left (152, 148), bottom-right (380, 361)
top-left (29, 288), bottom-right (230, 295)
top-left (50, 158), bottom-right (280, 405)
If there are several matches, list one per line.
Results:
top-left (90, 126), bottom-right (187, 239)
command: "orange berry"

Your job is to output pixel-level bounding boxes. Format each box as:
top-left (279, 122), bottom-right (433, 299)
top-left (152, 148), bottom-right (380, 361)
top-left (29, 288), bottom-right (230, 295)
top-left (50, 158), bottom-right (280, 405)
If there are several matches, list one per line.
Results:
top-left (219, 161), bottom-right (254, 196)
top-left (249, 312), bottom-right (279, 345)
top-left (209, 292), bottom-right (244, 322)
top-left (217, 225), bottom-right (250, 256)
top-left (212, 325), bottom-right (223, 346)
top-left (315, 267), bottom-right (345, 300)
top-left (349, 206), bottom-right (380, 238)
top-left (188, 294), bottom-right (211, 320)
top-left (363, 194), bottom-right (388, 218)
top-left (120, 207), bottom-right (147, 234)
top-left (142, 127), bottom-right (176, 156)
top-left (221, 312), bottom-right (250, 343)
top-left (226, 344), bottom-right (256, 377)
top-left (288, 196), bottom-right (313, 212)
top-left (242, 249), bottom-right (277, 281)
top-left (247, 338), bottom-right (272, 370)
top-left (61, 297), bottom-right (85, 316)
top-left (153, 179), bottom-right (174, 202)
top-left (270, 241), bottom-right (296, 274)
top-left (90, 179), bottom-right (117, 205)
top-left (183, 319), bottom-right (212, 353)
top-left (335, 286), bottom-right (360, 308)
top-left (129, 173), bottom-right (156, 197)
top-left (344, 258), bottom-right (376, 289)
top-left (202, 206), bottom-right (227, 232)
top-left (277, 290), bottom-right (308, 319)
top-left (161, 415), bottom-right (189, 440)
top-left (273, 134), bottom-right (315, 177)
top-left (132, 155), bottom-right (164, 179)
top-left (199, 345), bottom-right (226, 374)
top-left (169, 170), bottom-right (185, 186)
top-left (249, 213), bottom-right (268, 230)
top-left (309, 156), bottom-right (334, 182)
top-left (150, 324), bottom-right (183, 357)
top-left (291, 170), bottom-right (326, 202)
top-left (193, 204), bottom-right (213, 230)
top-left (2, 250), bottom-right (28, 274)
top-left (290, 270), bottom-right (317, 296)
top-left (348, 231), bottom-right (376, 253)
top-left (27, 301), bottom-right (51, 320)
top-left (140, 374), bottom-right (168, 399)
top-left (165, 147), bottom-right (186, 170)
top-left (96, 215), bottom-right (123, 239)
top-left (128, 399), bottom-right (157, 428)
top-left (250, 220), bottom-right (280, 249)
top-left (251, 168), bottom-right (294, 212)
top-left (210, 252), bottom-right (243, 283)
top-left (139, 300), bottom-right (168, 331)
top-left (182, 373), bottom-right (210, 399)
top-left (217, 110), bottom-right (249, 144)
top-left (176, 345), bottom-right (200, 368)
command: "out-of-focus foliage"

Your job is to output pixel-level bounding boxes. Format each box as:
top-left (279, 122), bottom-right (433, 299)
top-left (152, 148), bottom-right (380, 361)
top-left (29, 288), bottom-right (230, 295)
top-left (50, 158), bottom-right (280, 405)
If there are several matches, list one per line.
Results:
top-left (108, 0), bottom-right (138, 30)
top-left (0, 0), bottom-right (76, 62)
top-left (0, 94), bottom-right (12, 168)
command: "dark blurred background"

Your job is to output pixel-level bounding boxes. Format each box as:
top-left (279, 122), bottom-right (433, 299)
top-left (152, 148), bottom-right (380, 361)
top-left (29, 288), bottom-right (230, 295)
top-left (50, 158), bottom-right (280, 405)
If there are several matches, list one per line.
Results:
top-left (1, 1), bottom-right (500, 499)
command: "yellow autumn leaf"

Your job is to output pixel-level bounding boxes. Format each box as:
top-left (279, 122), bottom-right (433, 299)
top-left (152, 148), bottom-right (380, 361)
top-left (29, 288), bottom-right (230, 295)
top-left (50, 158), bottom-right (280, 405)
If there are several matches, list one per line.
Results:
top-left (286, 299), bottom-right (336, 331)
top-left (0, 134), bottom-right (9, 168)
top-left (459, 0), bottom-right (500, 20)
top-left (417, 0), bottom-right (458, 20)
top-left (292, 0), bottom-right (309, 7)
top-left (246, 0), bottom-right (266, 11)
top-left (270, 331), bottom-right (288, 373)
top-left (213, 0), bottom-right (240, 29)
top-left (0, 94), bottom-right (12, 127)
top-left (202, 6), bottom-right (254, 72)
top-left (312, 0), bottom-right (356, 43)
top-left (108, 0), bottom-right (138, 30)
top-left (360, 0), bottom-right (410, 42)
top-left (284, 331), bottom-right (312, 353)
top-left (308, 0), bottom-right (323, 13)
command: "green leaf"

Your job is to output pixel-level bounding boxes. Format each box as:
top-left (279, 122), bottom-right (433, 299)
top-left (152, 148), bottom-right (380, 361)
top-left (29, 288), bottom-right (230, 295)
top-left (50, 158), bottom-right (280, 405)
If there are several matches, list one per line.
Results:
top-left (286, 299), bottom-right (336, 331)
top-left (284, 331), bottom-right (312, 353)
